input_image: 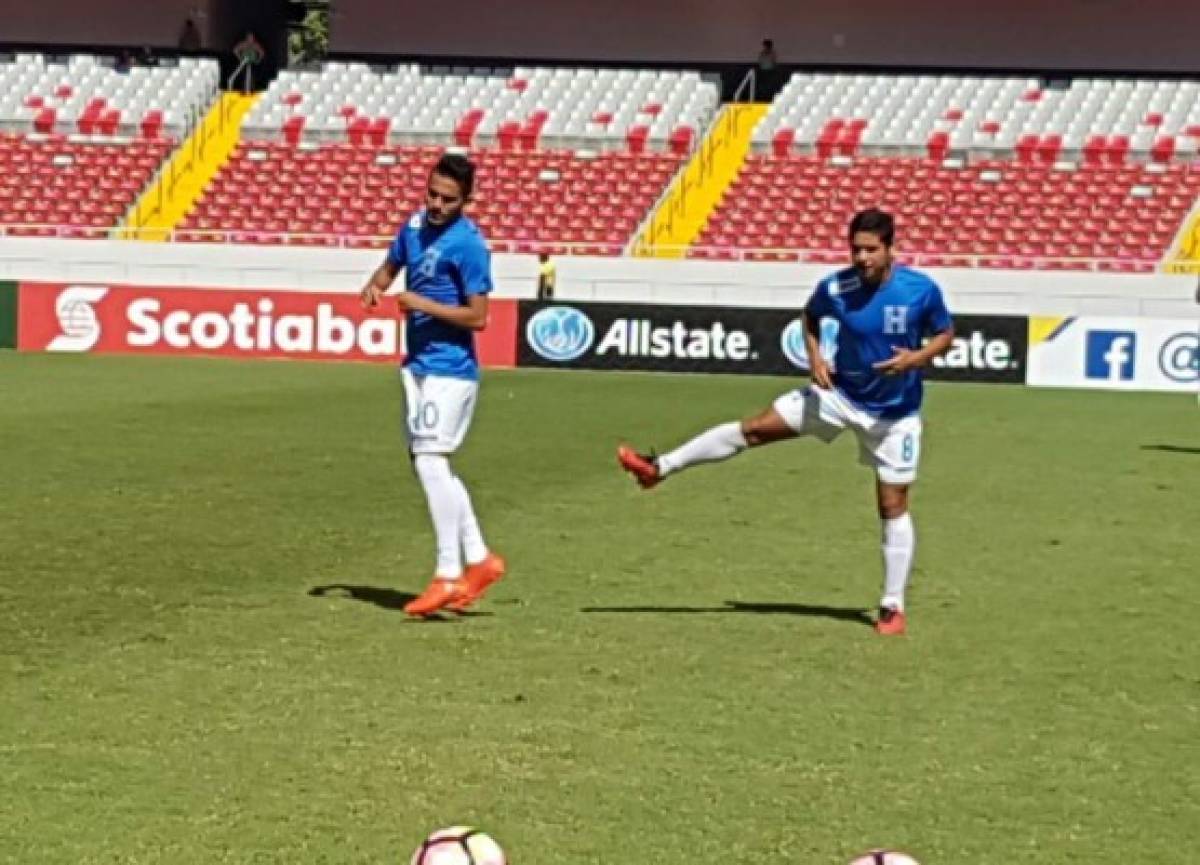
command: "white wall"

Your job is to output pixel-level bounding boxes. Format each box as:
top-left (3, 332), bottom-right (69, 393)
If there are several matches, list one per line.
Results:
top-left (1, 237), bottom-right (1196, 319)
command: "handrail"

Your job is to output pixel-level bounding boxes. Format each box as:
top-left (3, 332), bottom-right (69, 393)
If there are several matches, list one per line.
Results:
top-left (0, 222), bottom-right (1191, 272)
top-left (731, 68), bottom-right (757, 105)
top-left (227, 57), bottom-right (252, 94)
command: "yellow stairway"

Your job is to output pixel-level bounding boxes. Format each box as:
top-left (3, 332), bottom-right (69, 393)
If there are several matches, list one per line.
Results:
top-left (122, 92), bottom-right (258, 241)
top-left (1165, 205), bottom-right (1200, 274)
top-left (635, 103), bottom-right (768, 258)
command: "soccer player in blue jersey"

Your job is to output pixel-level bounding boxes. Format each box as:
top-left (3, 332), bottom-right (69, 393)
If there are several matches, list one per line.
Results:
top-left (360, 153), bottom-right (505, 617)
top-left (618, 209), bottom-right (954, 635)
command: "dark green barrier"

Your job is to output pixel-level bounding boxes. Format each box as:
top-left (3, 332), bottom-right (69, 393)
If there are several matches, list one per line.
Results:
top-left (0, 281), bottom-right (17, 349)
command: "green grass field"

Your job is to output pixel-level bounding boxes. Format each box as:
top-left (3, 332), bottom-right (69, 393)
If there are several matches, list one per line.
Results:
top-left (2, 352), bottom-right (1197, 865)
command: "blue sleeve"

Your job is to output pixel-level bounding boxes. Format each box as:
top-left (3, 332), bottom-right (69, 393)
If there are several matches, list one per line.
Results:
top-left (386, 229), bottom-right (407, 270)
top-left (923, 282), bottom-right (953, 334)
top-left (805, 279), bottom-right (832, 317)
top-left (456, 239), bottom-right (493, 296)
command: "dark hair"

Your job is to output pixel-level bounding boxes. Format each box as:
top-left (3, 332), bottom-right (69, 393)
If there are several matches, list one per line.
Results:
top-left (432, 152), bottom-right (475, 199)
top-left (848, 208), bottom-right (894, 246)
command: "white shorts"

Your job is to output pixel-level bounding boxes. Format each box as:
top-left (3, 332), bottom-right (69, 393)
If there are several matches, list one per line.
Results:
top-left (773, 386), bottom-right (922, 485)
top-left (400, 368), bottom-right (479, 455)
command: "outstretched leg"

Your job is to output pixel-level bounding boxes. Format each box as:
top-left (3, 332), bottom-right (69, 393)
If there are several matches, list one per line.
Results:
top-left (618, 405), bottom-right (797, 488)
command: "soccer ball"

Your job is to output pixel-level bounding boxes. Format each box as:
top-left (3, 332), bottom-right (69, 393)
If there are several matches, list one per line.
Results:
top-left (850, 852), bottom-right (920, 865)
top-left (410, 826), bottom-right (506, 865)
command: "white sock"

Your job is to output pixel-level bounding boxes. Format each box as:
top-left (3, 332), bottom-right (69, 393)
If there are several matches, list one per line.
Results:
top-left (881, 512), bottom-right (915, 612)
top-left (452, 474), bottom-right (489, 566)
top-left (412, 454), bottom-right (463, 578)
top-left (657, 422), bottom-right (748, 477)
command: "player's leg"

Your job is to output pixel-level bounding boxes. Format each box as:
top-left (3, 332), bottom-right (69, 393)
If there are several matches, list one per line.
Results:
top-left (420, 377), bottom-right (505, 611)
top-left (422, 376), bottom-right (486, 564)
top-left (618, 386), bottom-right (842, 488)
top-left (857, 415), bottom-right (921, 635)
top-left (876, 479), bottom-right (914, 624)
top-left (617, 409), bottom-right (787, 488)
top-left (401, 372), bottom-right (477, 616)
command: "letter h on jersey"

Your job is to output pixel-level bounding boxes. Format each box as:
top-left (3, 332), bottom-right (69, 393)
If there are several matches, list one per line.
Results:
top-left (883, 305), bottom-right (908, 335)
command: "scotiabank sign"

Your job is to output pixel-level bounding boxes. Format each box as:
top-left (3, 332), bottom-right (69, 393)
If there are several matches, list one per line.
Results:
top-left (17, 283), bottom-right (517, 366)
top-left (518, 300), bottom-right (1027, 382)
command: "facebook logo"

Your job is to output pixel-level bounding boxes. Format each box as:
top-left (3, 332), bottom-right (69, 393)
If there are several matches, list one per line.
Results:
top-left (1085, 331), bottom-right (1137, 381)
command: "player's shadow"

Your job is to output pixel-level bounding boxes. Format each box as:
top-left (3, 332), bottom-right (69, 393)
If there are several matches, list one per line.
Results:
top-left (308, 584), bottom-right (493, 619)
top-left (1141, 444), bottom-right (1200, 455)
top-left (581, 601), bottom-right (874, 627)
top-left (309, 584), bottom-right (416, 610)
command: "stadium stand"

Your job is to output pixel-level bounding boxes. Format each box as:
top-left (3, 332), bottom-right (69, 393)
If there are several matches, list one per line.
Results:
top-left (693, 73), bottom-right (1200, 269)
top-left (3, 54), bottom-right (1197, 269)
top-left (753, 74), bottom-right (1200, 161)
top-left (0, 53), bottom-right (219, 236)
top-left (0, 132), bottom-right (175, 237)
top-left (175, 63), bottom-right (720, 252)
top-left (0, 53), bottom-right (217, 140)
top-left (177, 142), bottom-right (682, 253)
top-left (241, 63), bottom-right (718, 152)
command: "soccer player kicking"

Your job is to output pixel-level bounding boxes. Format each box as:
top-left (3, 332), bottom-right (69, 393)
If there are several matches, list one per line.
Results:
top-left (360, 153), bottom-right (505, 617)
top-left (618, 209), bottom-right (954, 635)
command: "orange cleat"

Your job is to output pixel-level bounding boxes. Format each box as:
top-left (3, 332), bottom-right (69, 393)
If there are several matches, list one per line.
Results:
top-left (874, 607), bottom-right (907, 636)
top-left (448, 553), bottom-right (507, 611)
top-left (403, 578), bottom-right (466, 617)
top-left (617, 445), bottom-right (661, 489)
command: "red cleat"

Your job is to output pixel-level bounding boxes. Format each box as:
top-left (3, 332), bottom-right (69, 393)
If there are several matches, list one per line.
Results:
top-left (617, 445), bottom-right (661, 489)
top-left (404, 578), bottom-right (466, 617)
top-left (874, 607), bottom-right (907, 636)
top-left (448, 552), bottom-right (507, 611)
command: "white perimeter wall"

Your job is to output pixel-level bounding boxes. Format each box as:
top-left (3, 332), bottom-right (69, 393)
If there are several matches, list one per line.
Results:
top-left (1, 237), bottom-right (1196, 320)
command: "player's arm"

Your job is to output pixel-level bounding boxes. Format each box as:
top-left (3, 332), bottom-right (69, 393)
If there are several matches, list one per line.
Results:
top-left (360, 257), bottom-right (400, 309)
top-left (873, 325), bottom-right (954, 375)
top-left (397, 292), bottom-right (489, 331)
top-left (396, 241), bottom-right (492, 331)
top-left (802, 309), bottom-right (834, 389)
top-left (361, 231), bottom-right (407, 309)
top-left (874, 283), bottom-right (955, 375)
top-left (802, 280), bottom-right (834, 389)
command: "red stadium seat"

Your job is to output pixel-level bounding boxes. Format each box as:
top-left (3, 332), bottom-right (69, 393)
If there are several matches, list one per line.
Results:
top-left (176, 142), bottom-right (685, 255)
top-left (697, 152), bottom-right (1198, 269)
top-left (0, 132), bottom-right (175, 236)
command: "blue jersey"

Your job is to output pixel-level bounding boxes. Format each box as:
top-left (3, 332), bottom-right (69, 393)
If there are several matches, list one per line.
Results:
top-left (805, 265), bottom-right (953, 419)
top-left (386, 211), bottom-right (493, 380)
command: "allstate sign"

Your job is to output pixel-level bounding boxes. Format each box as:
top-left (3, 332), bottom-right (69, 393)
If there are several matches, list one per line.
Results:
top-left (525, 305), bottom-right (595, 362)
